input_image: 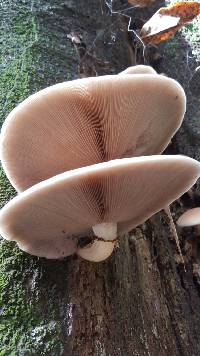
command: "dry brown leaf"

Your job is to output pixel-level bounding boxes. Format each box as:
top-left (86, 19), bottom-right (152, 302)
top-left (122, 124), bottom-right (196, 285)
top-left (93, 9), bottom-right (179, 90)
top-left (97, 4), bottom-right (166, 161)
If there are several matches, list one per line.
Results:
top-left (128, 0), bottom-right (156, 7)
top-left (140, 1), bottom-right (200, 44)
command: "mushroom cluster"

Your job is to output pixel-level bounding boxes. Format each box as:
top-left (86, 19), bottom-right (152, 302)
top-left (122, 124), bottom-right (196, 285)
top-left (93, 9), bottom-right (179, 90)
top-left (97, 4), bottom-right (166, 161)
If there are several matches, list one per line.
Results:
top-left (1, 65), bottom-right (200, 262)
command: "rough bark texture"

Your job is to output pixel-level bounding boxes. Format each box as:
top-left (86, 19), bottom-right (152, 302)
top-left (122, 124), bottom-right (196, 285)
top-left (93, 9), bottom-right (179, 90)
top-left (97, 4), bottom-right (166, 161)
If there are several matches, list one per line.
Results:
top-left (0, 1), bottom-right (200, 355)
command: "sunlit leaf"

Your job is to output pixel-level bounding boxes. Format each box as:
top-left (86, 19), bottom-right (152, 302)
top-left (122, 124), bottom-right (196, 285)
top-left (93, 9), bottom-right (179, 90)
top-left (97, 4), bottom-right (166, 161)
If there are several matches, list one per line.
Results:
top-left (140, 1), bottom-right (200, 44)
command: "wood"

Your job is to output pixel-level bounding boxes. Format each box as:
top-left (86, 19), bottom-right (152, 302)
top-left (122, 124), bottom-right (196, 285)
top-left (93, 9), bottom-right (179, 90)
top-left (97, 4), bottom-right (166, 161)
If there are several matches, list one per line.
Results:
top-left (1, 1), bottom-right (200, 354)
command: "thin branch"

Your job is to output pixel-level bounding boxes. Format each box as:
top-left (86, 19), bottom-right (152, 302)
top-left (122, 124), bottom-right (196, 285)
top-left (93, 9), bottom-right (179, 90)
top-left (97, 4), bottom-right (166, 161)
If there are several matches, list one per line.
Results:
top-left (164, 206), bottom-right (186, 272)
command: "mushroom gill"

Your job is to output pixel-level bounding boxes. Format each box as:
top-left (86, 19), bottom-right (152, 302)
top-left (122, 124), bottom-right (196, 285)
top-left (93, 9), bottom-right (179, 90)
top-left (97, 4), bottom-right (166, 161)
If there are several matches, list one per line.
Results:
top-left (1, 71), bottom-right (185, 191)
top-left (0, 156), bottom-right (199, 260)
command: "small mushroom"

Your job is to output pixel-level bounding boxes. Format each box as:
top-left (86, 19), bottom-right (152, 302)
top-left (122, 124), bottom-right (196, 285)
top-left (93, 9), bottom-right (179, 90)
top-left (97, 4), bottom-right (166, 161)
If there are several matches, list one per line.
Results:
top-left (77, 240), bottom-right (115, 262)
top-left (177, 207), bottom-right (200, 227)
top-left (0, 71), bottom-right (186, 191)
top-left (120, 65), bottom-right (157, 75)
top-left (0, 155), bottom-right (199, 260)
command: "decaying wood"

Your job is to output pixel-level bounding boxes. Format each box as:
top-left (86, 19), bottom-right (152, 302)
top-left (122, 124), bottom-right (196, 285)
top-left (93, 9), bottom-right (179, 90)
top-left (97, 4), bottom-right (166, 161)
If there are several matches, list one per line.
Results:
top-left (1, 0), bottom-right (200, 355)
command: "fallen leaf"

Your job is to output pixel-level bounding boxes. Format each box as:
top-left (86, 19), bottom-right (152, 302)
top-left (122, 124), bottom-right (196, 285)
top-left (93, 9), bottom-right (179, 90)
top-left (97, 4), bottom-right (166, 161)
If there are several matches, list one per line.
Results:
top-left (140, 1), bottom-right (200, 44)
top-left (128, 0), bottom-right (156, 7)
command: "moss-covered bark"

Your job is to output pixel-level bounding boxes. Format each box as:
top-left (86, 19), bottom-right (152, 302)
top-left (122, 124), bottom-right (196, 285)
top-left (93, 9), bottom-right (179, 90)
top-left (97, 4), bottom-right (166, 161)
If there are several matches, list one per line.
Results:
top-left (0, 1), bottom-right (75, 353)
top-left (0, 1), bottom-right (200, 355)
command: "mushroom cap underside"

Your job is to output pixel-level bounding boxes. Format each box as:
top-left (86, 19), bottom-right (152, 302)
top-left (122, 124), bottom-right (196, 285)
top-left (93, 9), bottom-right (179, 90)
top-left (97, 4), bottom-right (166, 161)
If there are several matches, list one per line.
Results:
top-left (0, 155), bottom-right (199, 259)
top-left (1, 72), bottom-right (186, 191)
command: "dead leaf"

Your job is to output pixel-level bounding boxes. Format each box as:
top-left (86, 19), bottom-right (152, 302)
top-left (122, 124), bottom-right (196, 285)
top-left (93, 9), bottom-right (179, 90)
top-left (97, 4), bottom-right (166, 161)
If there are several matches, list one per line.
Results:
top-left (128, 0), bottom-right (156, 7)
top-left (140, 1), bottom-right (200, 44)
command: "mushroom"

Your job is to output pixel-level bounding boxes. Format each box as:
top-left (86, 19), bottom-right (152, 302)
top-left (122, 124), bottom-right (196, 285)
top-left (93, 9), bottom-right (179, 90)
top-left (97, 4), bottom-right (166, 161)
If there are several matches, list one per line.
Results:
top-left (77, 240), bottom-right (115, 262)
top-left (0, 71), bottom-right (186, 191)
top-left (17, 237), bottom-right (77, 259)
top-left (177, 207), bottom-right (200, 227)
top-left (0, 155), bottom-right (199, 261)
top-left (120, 65), bottom-right (157, 75)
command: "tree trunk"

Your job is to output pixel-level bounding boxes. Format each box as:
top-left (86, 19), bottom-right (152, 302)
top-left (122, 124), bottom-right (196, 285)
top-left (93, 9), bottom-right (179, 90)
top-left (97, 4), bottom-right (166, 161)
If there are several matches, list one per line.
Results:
top-left (0, 1), bottom-right (200, 355)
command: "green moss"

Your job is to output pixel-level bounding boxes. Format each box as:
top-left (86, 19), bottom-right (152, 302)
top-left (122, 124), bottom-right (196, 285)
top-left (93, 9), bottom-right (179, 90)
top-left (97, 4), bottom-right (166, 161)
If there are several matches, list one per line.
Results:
top-left (0, 171), bottom-right (16, 209)
top-left (181, 17), bottom-right (200, 61)
top-left (0, 6), bottom-right (36, 126)
top-left (181, 17), bottom-right (200, 42)
top-left (0, 241), bottom-right (63, 354)
top-left (0, 1), bottom-right (76, 353)
top-left (163, 36), bottom-right (180, 58)
top-left (191, 116), bottom-right (200, 123)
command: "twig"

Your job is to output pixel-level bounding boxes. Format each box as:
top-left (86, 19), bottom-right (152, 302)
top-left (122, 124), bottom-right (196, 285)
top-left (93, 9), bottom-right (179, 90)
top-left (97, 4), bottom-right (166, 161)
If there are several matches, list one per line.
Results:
top-left (164, 206), bottom-right (186, 272)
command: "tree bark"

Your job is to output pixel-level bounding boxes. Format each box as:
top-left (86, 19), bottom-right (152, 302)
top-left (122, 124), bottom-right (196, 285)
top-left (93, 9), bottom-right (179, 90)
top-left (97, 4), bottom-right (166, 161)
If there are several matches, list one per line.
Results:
top-left (0, 1), bottom-right (200, 355)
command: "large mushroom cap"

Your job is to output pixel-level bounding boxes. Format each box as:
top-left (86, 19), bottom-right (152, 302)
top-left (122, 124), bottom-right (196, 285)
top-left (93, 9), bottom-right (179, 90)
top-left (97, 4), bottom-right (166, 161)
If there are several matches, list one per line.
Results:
top-left (17, 237), bottom-right (76, 259)
top-left (177, 207), bottom-right (200, 227)
top-left (0, 155), bottom-right (199, 259)
top-left (1, 72), bottom-right (186, 191)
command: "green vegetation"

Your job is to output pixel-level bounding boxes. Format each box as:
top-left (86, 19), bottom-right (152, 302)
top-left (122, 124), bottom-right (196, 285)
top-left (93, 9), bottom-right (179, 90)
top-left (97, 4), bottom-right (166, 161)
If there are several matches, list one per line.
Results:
top-left (182, 16), bottom-right (200, 43)
top-left (164, 36), bottom-right (180, 59)
top-left (0, 1), bottom-right (76, 353)
top-left (167, 0), bottom-right (200, 62)
top-left (0, 242), bottom-right (63, 355)
top-left (181, 16), bottom-right (200, 60)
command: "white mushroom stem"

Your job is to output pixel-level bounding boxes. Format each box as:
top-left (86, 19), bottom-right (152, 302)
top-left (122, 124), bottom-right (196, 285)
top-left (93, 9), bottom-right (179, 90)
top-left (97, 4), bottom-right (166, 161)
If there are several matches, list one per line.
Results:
top-left (92, 222), bottom-right (117, 241)
top-left (77, 223), bottom-right (117, 262)
top-left (77, 240), bottom-right (115, 262)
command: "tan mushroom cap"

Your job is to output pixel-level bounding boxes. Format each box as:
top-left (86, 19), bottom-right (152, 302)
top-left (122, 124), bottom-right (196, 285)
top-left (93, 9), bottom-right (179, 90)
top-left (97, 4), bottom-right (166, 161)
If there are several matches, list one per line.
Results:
top-left (177, 207), bottom-right (200, 227)
top-left (120, 65), bottom-right (157, 75)
top-left (17, 237), bottom-right (76, 259)
top-left (0, 155), bottom-right (200, 259)
top-left (1, 72), bottom-right (186, 191)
